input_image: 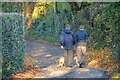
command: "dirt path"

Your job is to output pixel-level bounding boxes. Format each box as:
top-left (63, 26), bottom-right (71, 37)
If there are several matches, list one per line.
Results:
top-left (25, 40), bottom-right (64, 68)
top-left (25, 40), bottom-right (108, 78)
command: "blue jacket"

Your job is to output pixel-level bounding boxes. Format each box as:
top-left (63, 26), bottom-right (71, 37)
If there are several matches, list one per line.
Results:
top-left (75, 30), bottom-right (88, 44)
top-left (60, 29), bottom-right (75, 49)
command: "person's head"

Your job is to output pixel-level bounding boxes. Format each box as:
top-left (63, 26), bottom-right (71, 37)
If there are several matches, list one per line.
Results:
top-left (65, 24), bottom-right (71, 30)
top-left (79, 25), bottom-right (84, 30)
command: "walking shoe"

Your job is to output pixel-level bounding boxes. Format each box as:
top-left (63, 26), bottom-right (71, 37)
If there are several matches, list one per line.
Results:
top-left (78, 63), bottom-right (85, 68)
top-left (67, 64), bottom-right (74, 68)
top-left (68, 65), bottom-right (73, 68)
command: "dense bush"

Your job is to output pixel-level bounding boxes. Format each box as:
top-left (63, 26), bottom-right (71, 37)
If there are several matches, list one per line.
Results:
top-left (1, 13), bottom-right (25, 78)
top-left (28, 16), bottom-right (59, 44)
top-left (90, 3), bottom-right (119, 61)
top-left (0, 13), bottom-right (2, 79)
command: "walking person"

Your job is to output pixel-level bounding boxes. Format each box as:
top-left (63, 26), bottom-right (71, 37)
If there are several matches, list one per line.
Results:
top-left (75, 25), bottom-right (88, 68)
top-left (60, 24), bottom-right (75, 67)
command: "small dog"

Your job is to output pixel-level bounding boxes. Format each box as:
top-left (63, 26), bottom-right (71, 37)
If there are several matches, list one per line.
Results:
top-left (59, 56), bottom-right (65, 67)
top-left (74, 56), bottom-right (80, 67)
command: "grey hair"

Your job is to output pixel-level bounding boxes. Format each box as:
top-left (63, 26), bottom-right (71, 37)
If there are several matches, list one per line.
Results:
top-left (79, 25), bottom-right (84, 29)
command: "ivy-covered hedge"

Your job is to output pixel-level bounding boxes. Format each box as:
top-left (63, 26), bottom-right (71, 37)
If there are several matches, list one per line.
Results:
top-left (1, 13), bottom-right (25, 78)
top-left (0, 13), bottom-right (2, 79)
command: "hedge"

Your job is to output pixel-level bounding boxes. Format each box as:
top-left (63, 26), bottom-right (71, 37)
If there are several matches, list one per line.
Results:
top-left (1, 13), bottom-right (25, 78)
top-left (0, 12), bottom-right (2, 79)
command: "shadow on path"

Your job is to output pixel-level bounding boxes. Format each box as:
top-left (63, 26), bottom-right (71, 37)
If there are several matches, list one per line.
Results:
top-left (25, 40), bottom-right (109, 78)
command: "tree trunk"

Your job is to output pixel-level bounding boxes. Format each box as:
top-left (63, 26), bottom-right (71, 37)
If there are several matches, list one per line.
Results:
top-left (24, 2), bottom-right (35, 30)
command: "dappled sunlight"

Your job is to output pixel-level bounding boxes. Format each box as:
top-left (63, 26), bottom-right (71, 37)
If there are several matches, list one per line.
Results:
top-left (37, 49), bottom-right (45, 52)
top-left (73, 68), bottom-right (105, 78)
top-left (13, 40), bottom-right (114, 78)
top-left (87, 59), bottom-right (99, 69)
top-left (78, 68), bottom-right (89, 72)
top-left (41, 46), bottom-right (46, 49)
top-left (24, 54), bottom-right (36, 68)
top-left (32, 2), bottom-right (51, 19)
top-left (41, 64), bottom-right (73, 78)
top-left (33, 47), bottom-right (46, 52)
top-left (31, 52), bottom-right (46, 57)
top-left (44, 54), bottom-right (52, 57)
top-left (2, 2), bottom-right (119, 79)
top-left (12, 72), bottom-right (34, 78)
top-left (12, 66), bottom-right (41, 78)
top-left (49, 69), bottom-right (70, 77)
top-left (86, 48), bottom-right (119, 75)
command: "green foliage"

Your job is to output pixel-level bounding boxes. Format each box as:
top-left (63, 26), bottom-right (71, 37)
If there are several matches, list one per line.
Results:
top-left (96, 3), bottom-right (119, 60)
top-left (27, 2), bottom-right (57, 43)
top-left (0, 17), bottom-right (1, 79)
top-left (57, 2), bottom-right (71, 12)
top-left (111, 43), bottom-right (120, 61)
top-left (0, 2), bottom-right (2, 79)
top-left (32, 2), bottom-right (51, 18)
top-left (28, 17), bottom-right (59, 43)
top-left (1, 14), bottom-right (25, 78)
top-left (27, 2), bottom-right (119, 62)
top-left (83, 2), bottom-right (120, 61)
top-left (27, 2), bottom-right (73, 43)
top-left (79, 3), bottom-right (118, 48)
top-left (2, 2), bottom-right (23, 13)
